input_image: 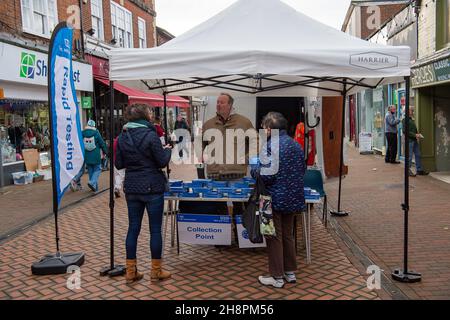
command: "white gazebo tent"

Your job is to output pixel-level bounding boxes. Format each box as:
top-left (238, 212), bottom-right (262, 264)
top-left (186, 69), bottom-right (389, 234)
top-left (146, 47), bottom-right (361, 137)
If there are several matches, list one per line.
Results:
top-left (105, 0), bottom-right (418, 282)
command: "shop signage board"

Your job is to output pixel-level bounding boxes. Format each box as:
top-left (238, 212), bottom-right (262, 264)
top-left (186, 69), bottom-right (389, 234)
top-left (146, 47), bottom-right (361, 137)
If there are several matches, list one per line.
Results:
top-left (0, 42), bottom-right (93, 92)
top-left (359, 132), bottom-right (373, 154)
top-left (235, 215), bottom-right (266, 248)
top-left (177, 214), bottom-right (231, 245)
top-left (81, 96), bottom-right (92, 109)
top-left (412, 57), bottom-right (450, 88)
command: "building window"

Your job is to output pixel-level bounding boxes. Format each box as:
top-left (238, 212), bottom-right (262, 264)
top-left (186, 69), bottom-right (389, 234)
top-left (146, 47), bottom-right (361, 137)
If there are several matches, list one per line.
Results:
top-left (437, 0), bottom-right (450, 50)
top-left (447, 0), bottom-right (450, 45)
top-left (91, 0), bottom-right (104, 40)
top-left (21, 0), bottom-right (58, 38)
top-left (111, 1), bottom-right (133, 48)
top-left (138, 18), bottom-right (147, 48)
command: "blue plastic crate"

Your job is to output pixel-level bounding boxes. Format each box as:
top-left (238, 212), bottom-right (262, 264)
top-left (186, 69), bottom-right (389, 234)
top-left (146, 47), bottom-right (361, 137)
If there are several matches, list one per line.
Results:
top-left (229, 182), bottom-right (249, 189)
top-left (169, 179), bottom-right (183, 187)
top-left (192, 187), bottom-right (211, 194)
top-left (170, 187), bottom-right (185, 193)
top-left (242, 177), bottom-right (256, 184)
top-left (203, 192), bottom-right (224, 199)
top-left (209, 181), bottom-right (228, 188)
top-left (217, 187), bottom-right (234, 194)
top-left (180, 192), bottom-right (200, 198)
top-left (228, 193), bottom-right (249, 199)
top-left (192, 179), bottom-right (212, 187)
top-left (183, 182), bottom-right (194, 189)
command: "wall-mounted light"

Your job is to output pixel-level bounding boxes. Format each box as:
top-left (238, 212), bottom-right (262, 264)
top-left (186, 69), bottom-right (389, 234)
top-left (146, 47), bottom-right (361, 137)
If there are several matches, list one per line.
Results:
top-left (86, 28), bottom-right (95, 36)
top-left (110, 38), bottom-right (117, 45)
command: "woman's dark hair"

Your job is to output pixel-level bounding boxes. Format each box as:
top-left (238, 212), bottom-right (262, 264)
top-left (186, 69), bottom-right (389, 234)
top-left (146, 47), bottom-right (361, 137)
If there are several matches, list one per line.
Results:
top-left (261, 112), bottom-right (288, 130)
top-left (125, 104), bottom-right (151, 121)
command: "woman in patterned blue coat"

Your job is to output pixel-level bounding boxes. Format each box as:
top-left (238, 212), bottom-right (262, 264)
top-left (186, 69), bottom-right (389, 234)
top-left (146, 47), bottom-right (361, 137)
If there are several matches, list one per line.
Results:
top-left (251, 112), bottom-right (305, 288)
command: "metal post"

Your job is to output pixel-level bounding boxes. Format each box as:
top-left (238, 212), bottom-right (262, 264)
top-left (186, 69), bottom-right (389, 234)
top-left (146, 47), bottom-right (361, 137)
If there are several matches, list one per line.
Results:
top-left (0, 144), bottom-right (4, 190)
top-left (392, 76), bottom-right (421, 283)
top-left (330, 79), bottom-right (349, 217)
top-left (163, 81), bottom-right (171, 179)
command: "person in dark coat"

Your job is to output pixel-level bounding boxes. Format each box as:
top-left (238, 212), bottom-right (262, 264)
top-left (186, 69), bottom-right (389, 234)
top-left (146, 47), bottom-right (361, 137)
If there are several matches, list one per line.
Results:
top-left (174, 115), bottom-right (190, 158)
top-left (82, 120), bottom-right (107, 192)
top-left (115, 104), bottom-right (173, 284)
top-left (251, 112), bottom-right (306, 288)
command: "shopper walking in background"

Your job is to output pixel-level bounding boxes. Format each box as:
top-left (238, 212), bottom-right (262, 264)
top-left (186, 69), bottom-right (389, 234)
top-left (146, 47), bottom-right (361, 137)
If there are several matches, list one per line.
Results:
top-left (402, 107), bottom-right (429, 177)
top-left (385, 105), bottom-right (401, 164)
top-left (82, 120), bottom-right (108, 192)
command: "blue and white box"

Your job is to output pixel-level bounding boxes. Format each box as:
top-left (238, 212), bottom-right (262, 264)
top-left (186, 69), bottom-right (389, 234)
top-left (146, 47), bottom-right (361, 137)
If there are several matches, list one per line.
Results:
top-left (177, 214), bottom-right (231, 245)
top-left (235, 215), bottom-right (266, 248)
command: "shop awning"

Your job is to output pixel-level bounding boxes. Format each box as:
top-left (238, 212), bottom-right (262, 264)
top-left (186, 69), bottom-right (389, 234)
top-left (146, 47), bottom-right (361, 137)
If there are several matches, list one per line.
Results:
top-left (95, 77), bottom-right (189, 108)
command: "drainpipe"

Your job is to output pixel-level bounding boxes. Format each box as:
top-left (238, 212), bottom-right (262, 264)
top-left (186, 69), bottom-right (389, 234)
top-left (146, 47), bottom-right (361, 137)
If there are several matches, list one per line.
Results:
top-left (78, 0), bottom-right (86, 60)
top-left (414, 0), bottom-right (421, 61)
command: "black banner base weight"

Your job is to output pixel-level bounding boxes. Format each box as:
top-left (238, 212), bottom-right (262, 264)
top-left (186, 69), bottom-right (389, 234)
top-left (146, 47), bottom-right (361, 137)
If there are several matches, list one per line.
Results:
top-left (392, 269), bottom-right (422, 283)
top-left (100, 265), bottom-right (126, 277)
top-left (31, 252), bottom-right (85, 275)
top-left (330, 210), bottom-right (349, 217)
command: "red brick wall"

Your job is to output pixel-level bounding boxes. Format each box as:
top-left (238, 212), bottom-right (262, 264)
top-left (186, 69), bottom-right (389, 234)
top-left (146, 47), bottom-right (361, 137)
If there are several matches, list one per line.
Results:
top-left (0, 0), bottom-right (155, 49)
top-left (109, 0), bottom-right (155, 48)
top-left (360, 4), bottom-right (407, 39)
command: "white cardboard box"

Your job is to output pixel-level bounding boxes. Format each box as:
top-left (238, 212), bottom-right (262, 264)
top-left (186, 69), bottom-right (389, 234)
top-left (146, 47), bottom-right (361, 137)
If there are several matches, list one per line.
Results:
top-left (235, 215), bottom-right (266, 248)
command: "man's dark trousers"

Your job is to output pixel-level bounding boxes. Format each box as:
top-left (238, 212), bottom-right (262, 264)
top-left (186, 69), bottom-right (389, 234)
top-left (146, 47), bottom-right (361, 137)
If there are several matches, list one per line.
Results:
top-left (385, 132), bottom-right (398, 163)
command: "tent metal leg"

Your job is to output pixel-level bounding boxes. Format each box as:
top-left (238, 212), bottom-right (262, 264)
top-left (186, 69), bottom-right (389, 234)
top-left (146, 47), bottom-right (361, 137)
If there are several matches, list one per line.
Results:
top-left (331, 80), bottom-right (349, 217)
top-left (392, 76), bottom-right (421, 283)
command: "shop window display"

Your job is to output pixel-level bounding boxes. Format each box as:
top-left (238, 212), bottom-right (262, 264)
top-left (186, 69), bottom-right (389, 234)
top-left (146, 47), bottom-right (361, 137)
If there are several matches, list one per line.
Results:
top-left (0, 101), bottom-right (50, 164)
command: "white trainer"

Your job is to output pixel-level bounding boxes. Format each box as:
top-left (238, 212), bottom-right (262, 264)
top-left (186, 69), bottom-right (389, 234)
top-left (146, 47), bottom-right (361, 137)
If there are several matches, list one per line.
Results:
top-left (284, 272), bottom-right (297, 283)
top-left (258, 276), bottom-right (284, 288)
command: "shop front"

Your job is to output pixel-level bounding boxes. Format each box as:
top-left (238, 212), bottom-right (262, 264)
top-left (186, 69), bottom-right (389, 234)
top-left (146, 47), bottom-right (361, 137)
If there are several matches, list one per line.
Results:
top-left (85, 54), bottom-right (190, 141)
top-left (0, 41), bottom-right (93, 186)
top-left (412, 54), bottom-right (450, 173)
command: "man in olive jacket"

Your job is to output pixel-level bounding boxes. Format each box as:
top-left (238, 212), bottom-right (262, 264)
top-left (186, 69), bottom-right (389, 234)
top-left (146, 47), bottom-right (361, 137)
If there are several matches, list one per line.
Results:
top-left (402, 107), bottom-right (428, 177)
top-left (82, 120), bottom-right (108, 191)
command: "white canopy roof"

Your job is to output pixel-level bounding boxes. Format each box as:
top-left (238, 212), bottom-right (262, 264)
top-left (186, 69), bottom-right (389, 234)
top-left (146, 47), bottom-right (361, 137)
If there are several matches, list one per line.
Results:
top-left (109, 0), bottom-right (410, 97)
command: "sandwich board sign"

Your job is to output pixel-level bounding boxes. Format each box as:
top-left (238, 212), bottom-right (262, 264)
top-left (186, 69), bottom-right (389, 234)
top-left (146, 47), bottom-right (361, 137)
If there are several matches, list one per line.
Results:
top-left (177, 214), bottom-right (231, 245)
top-left (359, 132), bottom-right (373, 154)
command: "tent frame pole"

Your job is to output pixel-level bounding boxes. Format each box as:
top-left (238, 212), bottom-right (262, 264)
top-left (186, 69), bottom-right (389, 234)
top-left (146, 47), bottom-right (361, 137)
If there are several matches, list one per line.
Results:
top-left (392, 76), bottom-right (421, 283)
top-left (330, 79), bottom-right (349, 217)
top-left (100, 80), bottom-right (125, 277)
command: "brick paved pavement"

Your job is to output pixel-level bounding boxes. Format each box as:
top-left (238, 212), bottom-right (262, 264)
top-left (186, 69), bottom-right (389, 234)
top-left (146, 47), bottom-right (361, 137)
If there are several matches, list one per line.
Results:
top-left (325, 145), bottom-right (450, 300)
top-left (0, 171), bottom-right (110, 238)
top-left (0, 164), bottom-right (378, 300)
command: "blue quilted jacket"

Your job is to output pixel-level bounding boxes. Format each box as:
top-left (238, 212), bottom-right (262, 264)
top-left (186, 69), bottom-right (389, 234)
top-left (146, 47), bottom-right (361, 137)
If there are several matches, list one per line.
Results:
top-left (251, 130), bottom-right (305, 213)
top-left (115, 120), bottom-right (171, 195)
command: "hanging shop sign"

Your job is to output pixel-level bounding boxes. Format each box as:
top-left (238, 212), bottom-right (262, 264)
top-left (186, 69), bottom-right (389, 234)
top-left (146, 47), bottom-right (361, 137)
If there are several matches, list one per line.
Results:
top-left (0, 42), bottom-right (93, 92)
top-left (412, 57), bottom-right (450, 88)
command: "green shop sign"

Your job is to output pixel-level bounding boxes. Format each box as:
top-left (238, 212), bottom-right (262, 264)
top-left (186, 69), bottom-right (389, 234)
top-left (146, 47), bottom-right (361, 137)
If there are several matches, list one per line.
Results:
top-left (81, 96), bottom-right (92, 109)
top-left (412, 57), bottom-right (450, 88)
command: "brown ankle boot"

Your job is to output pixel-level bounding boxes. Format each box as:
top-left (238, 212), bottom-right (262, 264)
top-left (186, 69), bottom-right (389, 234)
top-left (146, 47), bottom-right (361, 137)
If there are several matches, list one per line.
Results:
top-left (125, 259), bottom-right (144, 284)
top-left (151, 259), bottom-right (171, 280)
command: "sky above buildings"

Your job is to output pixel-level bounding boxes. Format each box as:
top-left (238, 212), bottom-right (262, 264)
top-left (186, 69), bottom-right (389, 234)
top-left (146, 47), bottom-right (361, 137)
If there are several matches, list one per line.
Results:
top-left (155, 0), bottom-right (352, 36)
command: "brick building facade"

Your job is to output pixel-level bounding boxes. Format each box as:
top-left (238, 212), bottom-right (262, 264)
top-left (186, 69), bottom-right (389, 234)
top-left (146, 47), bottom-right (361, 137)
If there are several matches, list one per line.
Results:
top-left (0, 1), bottom-right (161, 185)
